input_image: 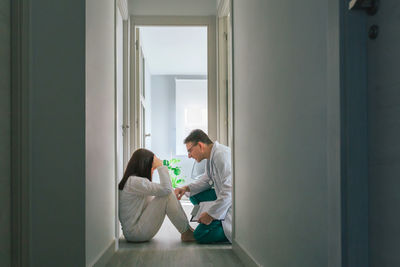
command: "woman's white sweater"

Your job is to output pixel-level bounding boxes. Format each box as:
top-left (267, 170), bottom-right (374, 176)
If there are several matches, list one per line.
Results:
top-left (118, 166), bottom-right (172, 236)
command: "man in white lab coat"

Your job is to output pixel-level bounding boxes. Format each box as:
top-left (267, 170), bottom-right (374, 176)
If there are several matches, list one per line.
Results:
top-left (175, 129), bottom-right (232, 243)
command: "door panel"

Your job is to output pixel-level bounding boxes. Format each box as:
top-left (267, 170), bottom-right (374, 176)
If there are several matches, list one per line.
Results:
top-left (135, 28), bottom-right (141, 148)
top-left (135, 28), bottom-right (148, 148)
top-left (116, 10), bottom-right (124, 181)
top-left (217, 13), bottom-right (233, 148)
top-left (368, 1), bottom-right (400, 266)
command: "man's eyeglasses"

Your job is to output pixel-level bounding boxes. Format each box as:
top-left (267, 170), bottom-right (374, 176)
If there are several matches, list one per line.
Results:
top-left (187, 143), bottom-right (198, 154)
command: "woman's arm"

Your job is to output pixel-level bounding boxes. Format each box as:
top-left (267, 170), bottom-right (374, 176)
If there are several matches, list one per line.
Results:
top-left (125, 167), bottom-right (172, 197)
top-left (125, 155), bottom-right (172, 197)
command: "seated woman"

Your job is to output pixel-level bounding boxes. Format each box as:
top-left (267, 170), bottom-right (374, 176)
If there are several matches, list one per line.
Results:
top-left (118, 148), bottom-right (195, 242)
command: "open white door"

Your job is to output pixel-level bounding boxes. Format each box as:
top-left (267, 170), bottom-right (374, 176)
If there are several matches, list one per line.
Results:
top-left (217, 0), bottom-right (233, 148)
top-left (226, 14), bottom-right (233, 149)
top-left (115, 3), bottom-right (125, 244)
top-left (115, 0), bottom-right (130, 243)
top-left (135, 28), bottom-right (150, 148)
top-left (116, 7), bottom-right (124, 187)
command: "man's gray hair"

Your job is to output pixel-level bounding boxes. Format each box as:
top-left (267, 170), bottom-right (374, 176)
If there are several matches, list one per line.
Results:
top-left (183, 129), bottom-right (213, 145)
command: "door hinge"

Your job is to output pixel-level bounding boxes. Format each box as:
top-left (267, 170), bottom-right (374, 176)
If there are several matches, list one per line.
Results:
top-left (224, 32), bottom-right (228, 41)
top-left (135, 40), bottom-right (138, 50)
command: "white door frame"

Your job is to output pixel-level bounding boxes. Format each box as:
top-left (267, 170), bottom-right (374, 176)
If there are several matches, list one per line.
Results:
top-left (116, 0), bottom-right (130, 168)
top-left (115, 0), bottom-right (129, 250)
top-left (134, 28), bottom-right (147, 149)
top-left (217, 0), bottom-right (236, 245)
top-left (129, 16), bottom-right (217, 154)
top-left (217, 0), bottom-right (233, 148)
top-left (136, 36), bottom-right (150, 149)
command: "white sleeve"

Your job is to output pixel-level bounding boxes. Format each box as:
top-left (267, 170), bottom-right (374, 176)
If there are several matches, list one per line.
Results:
top-left (125, 166), bottom-right (172, 197)
top-left (188, 172), bottom-right (212, 196)
top-left (206, 153), bottom-right (232, 220)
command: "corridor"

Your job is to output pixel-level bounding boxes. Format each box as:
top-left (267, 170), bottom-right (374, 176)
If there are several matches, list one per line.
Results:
top-left (3, 0), bottom-right (400, 266)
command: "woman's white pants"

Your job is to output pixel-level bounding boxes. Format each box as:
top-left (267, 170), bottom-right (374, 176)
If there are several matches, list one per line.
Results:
top-left (126, 192), bottom-right (189, 242)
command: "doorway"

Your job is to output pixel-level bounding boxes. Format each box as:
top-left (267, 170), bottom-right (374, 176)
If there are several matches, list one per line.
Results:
top-left (131, 25), bottom-right (209, 242)
top-left (113, 13), bottom-right (235, 262)
top-left (130, 16), bottom-right (217, 153)
top-left (120, 16), bottom-right (218, 247)
top-left (135, 26), bottom-right (208, 188)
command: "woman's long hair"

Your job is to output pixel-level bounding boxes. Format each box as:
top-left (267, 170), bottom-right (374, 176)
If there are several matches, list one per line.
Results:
top-left (118, 148), bottom-right (154, 190)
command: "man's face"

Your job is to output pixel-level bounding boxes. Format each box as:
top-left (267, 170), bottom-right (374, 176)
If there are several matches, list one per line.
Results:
top-left (186, 142), bottom-right (203, 162)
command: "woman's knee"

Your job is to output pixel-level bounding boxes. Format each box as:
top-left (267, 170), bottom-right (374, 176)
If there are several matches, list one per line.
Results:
top-left (125, 228), bottom-right (155, 243)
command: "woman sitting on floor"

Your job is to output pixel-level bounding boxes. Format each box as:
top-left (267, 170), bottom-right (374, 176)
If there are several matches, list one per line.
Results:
top-left (118, 148), bottom-right (195, 242)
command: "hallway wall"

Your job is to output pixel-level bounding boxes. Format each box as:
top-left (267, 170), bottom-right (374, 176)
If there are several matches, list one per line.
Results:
top-left (28, 1), bottom-right (86, 265)
top-left (232, 0), bottom-right (339, 265)
top-left (86, 0), bottom-right (116, 265)
top-left (0, 0), bottom-right (10, 265)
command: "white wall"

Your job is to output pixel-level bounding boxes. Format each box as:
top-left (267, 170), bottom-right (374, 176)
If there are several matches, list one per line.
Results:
top-left (175, 79), bottom-right (208, 155)
top-left (151, 75), bottom-right (207, 158)
top-left (0, 0), bottom-right (10, 265)
top-left (86, 0), bottom-right (116, 265)
top-left (233, 0), bottom-right (340, 266)
top-left (10, 1), bottom-right (115, 265)
top-left (151, 75), bottom-right (176, 159)
top-left (150, 75), bottom-right (207, 186)
top-left (129, 0), bottom-right (216, 16)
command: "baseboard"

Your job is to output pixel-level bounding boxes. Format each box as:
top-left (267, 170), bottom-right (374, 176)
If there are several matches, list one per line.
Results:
top-left (232, 240), bottom-right (261, 267)
top-left (92, 239), bottom-right (116, 267)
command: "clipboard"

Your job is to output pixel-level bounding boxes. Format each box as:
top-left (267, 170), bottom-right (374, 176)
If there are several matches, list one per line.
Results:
top-left (190, 201), bottom-right (224, 222)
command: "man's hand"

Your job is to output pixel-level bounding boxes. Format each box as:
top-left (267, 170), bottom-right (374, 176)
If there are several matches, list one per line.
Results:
top-left (174, 186), bottom-right (189, 200)
top-left (198, 212), bottom-right (214, 225)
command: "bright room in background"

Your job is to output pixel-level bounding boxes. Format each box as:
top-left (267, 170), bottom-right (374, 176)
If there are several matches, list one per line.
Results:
top-left (175, 78), bottom-right (208, 155)
top-left (137, 26), bottom-right (208, 185)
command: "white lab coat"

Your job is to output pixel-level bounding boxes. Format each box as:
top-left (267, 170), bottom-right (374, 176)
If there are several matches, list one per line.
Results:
top-left (188, 142), bottom-right (233, 243)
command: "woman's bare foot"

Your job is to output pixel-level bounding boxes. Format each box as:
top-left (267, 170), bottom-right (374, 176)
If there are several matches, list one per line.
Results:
top-left (181, 227), bottom-right (196, 242)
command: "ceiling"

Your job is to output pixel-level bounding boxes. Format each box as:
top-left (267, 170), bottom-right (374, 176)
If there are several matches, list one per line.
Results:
top-left (128, 0), bottom-right (217, 16)
top-left (140, 26), bottom-right (208, 75)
